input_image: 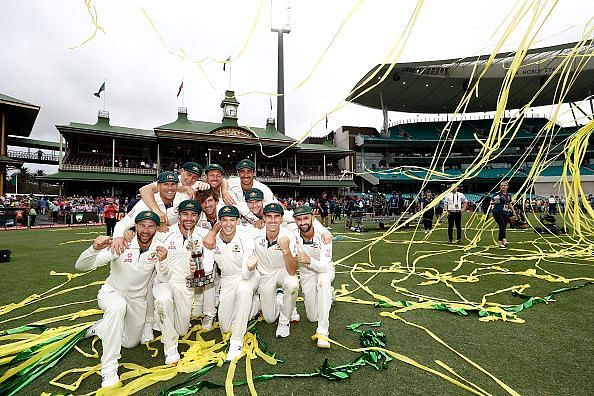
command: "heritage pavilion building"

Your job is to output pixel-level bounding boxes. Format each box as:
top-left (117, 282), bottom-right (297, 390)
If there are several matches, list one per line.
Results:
top-left (40, 90), bottom-right (356, 197)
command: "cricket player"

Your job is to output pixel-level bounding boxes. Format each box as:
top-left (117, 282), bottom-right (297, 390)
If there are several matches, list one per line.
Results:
top-left (202, 205), bottom-right (259, 361)
top-left (139, 162), bottom-right (209, 226)
top-left (292, 205), bottom-right (335, 349)
top-left (251, 203), bottom-right (299, 338)
top-left (153, 200), bottom-right (213, 365)
top-left (75, 211), bottom-right (170, 389)
top-left (111, 171), bottom-right (190, 343)
top-left (221, 159), bottom-right (276, 223)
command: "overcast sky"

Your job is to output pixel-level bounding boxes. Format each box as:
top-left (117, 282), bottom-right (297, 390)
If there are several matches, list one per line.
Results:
top-left (1, 0), bottom-right (592, 173)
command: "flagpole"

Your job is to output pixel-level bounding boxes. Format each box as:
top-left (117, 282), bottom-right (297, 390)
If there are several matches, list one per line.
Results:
top-left (182, 79), bottom-right (185, 108)
top-left (103, 79), bottom-right (106, 111)
top-left (229, 60), bottom-right (232, 90)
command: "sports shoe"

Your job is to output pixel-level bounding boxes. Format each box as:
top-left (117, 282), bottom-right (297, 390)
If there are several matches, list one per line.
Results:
top-left (225, 341), bottom-right (243, 362)
top-left (202, 315), bottom-right (215, 331)
top-left (498, 243), bottom-right (506, 249)
top-left (85, 320), bottom-right (100, 339)
top-left (276, 322), bottom-right (290, 338)
top-left (290, 306), bottom-right (300, 323)
top-left (316, 334), bottom-right (330, 349)
top-left (101, 369), bottom-right (121, 389)
top-left (455, 239), bottom-right (461, 244)
top-left (140, 326), bottom-right (154, 344)
top-left (165, 350), bottom-right (180, 366)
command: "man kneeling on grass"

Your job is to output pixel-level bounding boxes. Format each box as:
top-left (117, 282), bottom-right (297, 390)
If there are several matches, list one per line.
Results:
top-left (75, 211), bottom-right (170, 390)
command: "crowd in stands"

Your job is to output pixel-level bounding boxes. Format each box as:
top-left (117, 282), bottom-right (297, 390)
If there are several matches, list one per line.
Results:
top-left (65, 152), bottom-right (157, 170)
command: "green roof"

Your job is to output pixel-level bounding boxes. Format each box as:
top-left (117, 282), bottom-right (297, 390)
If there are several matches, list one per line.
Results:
top-left (0, 92), bottom-right (40, 137)
top-left (38, 171), bottom-right (154, 183)
top-left (59, 117), bottom-right (156, 140)
top-left (0, 155), bottom-right (24, 167)
top-left (6, 136), bottom-right (60, 150)
top-left (156, 113), bottom-right (295, 143)
top-left (0, 93), bottom-right (38, 109)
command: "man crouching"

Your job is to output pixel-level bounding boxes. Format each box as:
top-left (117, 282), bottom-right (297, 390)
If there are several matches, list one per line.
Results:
top-left (75, 211), bottom-right (170, 390)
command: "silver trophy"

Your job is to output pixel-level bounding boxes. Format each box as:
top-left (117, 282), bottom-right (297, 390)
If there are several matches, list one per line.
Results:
top-left (185, 238), bottom-right (213, 288)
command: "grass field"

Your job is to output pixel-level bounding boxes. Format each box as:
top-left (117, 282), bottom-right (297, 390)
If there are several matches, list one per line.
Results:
top-left (0, 215), bottom-right (593, 395)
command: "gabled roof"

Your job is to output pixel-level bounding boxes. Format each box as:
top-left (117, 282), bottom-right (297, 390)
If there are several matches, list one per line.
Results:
top-left (0, 92), bottom-right (40, 137)
top-left (38, 170), bottom-right (154, 183)
top-left (58, 117), bottom-right (156, 141)
top-left (296, 142), bottom-right (353, 154)
top-left (7, 136), bottom-right (60, 150)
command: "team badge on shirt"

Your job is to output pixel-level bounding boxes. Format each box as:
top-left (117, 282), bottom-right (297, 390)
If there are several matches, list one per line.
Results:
top-left (148, 252), bottom-right (159, 263)
top-left (232, 244), bottom-right (241, 253)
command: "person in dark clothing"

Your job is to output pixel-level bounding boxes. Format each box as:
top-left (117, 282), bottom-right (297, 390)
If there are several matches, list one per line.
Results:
top-left (103, 202), bottom-right (118, 237)
top-left (480, 194), bottom-right (492, 215)
top-left (420, 191), bottom-right (435, 233)
top-left (127, 194), bottom-right (141, 213)
top-left (491, 181), bottom-right (517, 248)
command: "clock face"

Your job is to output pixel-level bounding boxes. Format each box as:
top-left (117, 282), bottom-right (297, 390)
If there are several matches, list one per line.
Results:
top-left (225, 105), bottom-right (237, 117)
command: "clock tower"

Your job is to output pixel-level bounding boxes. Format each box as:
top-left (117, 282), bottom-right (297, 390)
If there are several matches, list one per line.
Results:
top-left (220, 90), bottom-right (239, 127)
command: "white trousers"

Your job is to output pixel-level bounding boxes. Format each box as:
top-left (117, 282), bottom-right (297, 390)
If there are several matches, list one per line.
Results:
top-left (258, 268), bottom-right (299, 325)
top-left (300, 267), bottom-right (334, 336)
top-left (96, 284), bottom-right (147, 375)
top-left (153, 280), bottom-right (194, 355)
top-left (200, 271), bottom-right (219, 318)
top-left (218, 275), bottom-right (260, 344)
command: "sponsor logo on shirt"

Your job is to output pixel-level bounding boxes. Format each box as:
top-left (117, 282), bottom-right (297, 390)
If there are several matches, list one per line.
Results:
top-left (124, 251), bottom-right (133, 263)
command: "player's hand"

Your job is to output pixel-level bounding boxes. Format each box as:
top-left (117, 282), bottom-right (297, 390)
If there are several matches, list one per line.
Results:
top-left (183, 185), bottom-right (196, 199)
top-left (123, 230), bottom-right (135, 243)
top-left (156, 246), bottom-right (168, 262)
top-left (203, 233), bottom-right (216, 250)
top-left (93, 235), bottom-right (112, 250)
top-left (155, 210), bottom-right (168, 228)
top-left (321, 232), bottom-right (332, 244)
top-left (254, 219), bottom-right (265, 229)
top-left (222, 191), bottom-right (236, 205)
top-left (278, 236), bottom-right (290, 251)
top-left (247, 255), bottom-right (258, 271)
top-left (296, 251), bottom-right (311, 265)
top-left (111, 237), bottom-right (128, 255)
top-left (196, 181), bottom-right (210, 191)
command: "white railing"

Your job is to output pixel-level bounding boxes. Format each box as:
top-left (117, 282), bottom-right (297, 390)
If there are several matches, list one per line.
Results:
top-left (258, 174), bottom-right (353, 183)
top-left (258, 176), bottom-right (300, 184)
top-left (7, 150), bottom-right (59, 162)
top-left (388, 112), bottom-right (549, 128)
top-left (61, 163), bottom-right (157, 175)
top-left (300, 174), bottom-right (353, 180)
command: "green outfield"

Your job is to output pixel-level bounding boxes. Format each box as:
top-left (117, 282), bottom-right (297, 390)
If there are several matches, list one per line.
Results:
top-left (0, 215), bottom-right (593, 395)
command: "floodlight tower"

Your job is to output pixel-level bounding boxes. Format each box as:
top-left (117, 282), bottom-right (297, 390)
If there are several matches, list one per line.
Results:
top-left (271, 0), bottom-right (291, 134)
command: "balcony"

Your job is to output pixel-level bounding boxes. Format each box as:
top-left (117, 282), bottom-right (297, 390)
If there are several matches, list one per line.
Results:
top-left (61, 163), bottom-right (158, 175)
top-left (7, 150), bottom-right (59, 164)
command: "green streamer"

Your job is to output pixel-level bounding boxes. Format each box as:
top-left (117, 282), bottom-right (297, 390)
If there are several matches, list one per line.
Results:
top-left (160, 322), bottom-right (393, 396)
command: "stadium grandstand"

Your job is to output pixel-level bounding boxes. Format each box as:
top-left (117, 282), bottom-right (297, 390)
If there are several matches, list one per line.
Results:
top-left (37, 90), bottom-right (356, 196)
top-left (336, 40), bottom-right (594, 197)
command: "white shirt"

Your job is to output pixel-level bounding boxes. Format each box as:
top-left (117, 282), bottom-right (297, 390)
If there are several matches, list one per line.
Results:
top-left (156, 226), bottom-right (211, 282)
top-left (113, 191), bottom-right (190, 238)
top-left (75, 237), bottom-right (171, 299)
top-left (252, 226), bottom-right (298, 276)
top-left (197, 202), bottom-right (225, 230)
top-left (293, 226), bottom-right (333, 274)
top-left (444, 192), bottom-right (466, 212)
top-left (227, 177), bottom-right (276, 221)
top-left (208, 226), bottom-right (256, 281)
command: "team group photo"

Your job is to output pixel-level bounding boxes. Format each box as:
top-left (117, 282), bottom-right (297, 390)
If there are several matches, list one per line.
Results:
top-left (1, 1), bottom-right (593, 395)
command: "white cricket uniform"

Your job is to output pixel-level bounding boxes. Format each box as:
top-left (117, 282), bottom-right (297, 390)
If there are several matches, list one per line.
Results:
top-left (75, 238), bottom-right (170, 376)
top-left (113, 191), bottom-right (190, 330)
top-left (195, 202), bottom-right (224, 318)
top-left (294, 227), bottom-right (334, 336)
top-left (153, 226), bottom-right (212, 356)
top-left (252, 227), bottom-right (299, 325)
top-left (205, 226), bottom-right (258, 344)
top-left (227, 177), bottom-right (276, 224)
top-left (113, 191), bottom-right (190, 238)
top-left (444, 192), bottom-right (466, 212)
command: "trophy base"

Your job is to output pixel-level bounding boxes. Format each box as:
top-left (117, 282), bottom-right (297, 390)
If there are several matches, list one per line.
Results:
top-left (186, 273), bottom-right (214, 288)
